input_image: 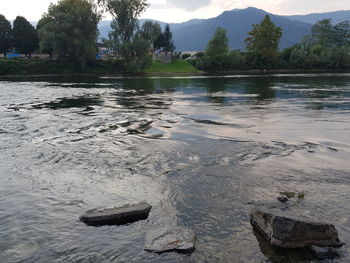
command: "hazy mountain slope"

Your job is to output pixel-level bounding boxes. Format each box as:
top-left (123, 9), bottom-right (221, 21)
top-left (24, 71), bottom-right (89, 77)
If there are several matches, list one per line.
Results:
top-left (98, 8), bottom-right (311, 51)
top-left (171, 7), bottom-right (311, 51)
top-left (286, 10), bottom-right (350, 24)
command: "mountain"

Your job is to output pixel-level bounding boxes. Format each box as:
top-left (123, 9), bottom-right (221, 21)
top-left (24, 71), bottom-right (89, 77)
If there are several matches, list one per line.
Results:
top-left (286, 10), bottom-right (350, 24)
top-left (170, 7), bottom-right (311, 51)
top-left (98, 19), bottom-right (205, 40)
top-left (96, 8), bottom-right (349, 52)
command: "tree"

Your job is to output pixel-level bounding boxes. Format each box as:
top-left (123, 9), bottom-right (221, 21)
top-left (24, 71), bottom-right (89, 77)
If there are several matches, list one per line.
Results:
top-left (100, 0), bottom-right (150, 72)
top-left (245, 15), bottom-right (282, 69)
top-left (162, 24), bottom-right (175, 54)
top-left (38, 0), bottom-right (101, 68)
top-left (333, 21), bottom-right (350, 47)
top-left (12, 16), bottom-right (39, 57)
top-left (311, 19), bottom-right (334, 48)
top-left (36, 16), bottom-right (54, 57)
top-left (154, 33), bottom-right (164, 51)
top-left (102, 0), bottom-right (148, 43)
top-left (206, 27), bottom-right (229, 58)
top-left (0, 14), bottom-right (12, 57)
top-left (140, 21), bottom-right (162, 47)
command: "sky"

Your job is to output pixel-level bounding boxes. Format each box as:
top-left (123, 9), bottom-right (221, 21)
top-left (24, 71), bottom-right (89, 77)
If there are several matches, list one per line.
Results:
top-left (0, 0), bottom-right (349, 22)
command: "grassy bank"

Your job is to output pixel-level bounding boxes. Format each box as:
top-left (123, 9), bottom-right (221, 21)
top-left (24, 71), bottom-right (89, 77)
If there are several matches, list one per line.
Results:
top-left (143, 60), bottom-right (201, 74)
top-left (0, 58), bottom-right (201, 76)
top-left (0, 58), bottom-right (123, 75)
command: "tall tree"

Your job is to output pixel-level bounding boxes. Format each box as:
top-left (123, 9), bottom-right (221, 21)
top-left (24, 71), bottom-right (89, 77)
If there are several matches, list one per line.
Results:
top-left (38, 0), bottom-right (101, 68)
top-left (100, 0), bottom-right (150, 72)
top-left (102, 0), bottom-right (148, 42)
top-left (140, 21), bottom-right (162, 48)
top-left (12, 16), bottom-right (39, 57)
top-left (245, 15), bottom-right (282, 69)
top-left (206, 27), bottom-right (229, 58)
top-left (162, 24), bottom-right (175, 54)
top-left (311, 19), bottom-right (334, 48)
top-left (0, 14), bottom-right (12, 57)
top-left (36, 17), bottom-right (54, 57)
top-left (333, 21), bottom-right (350, 47)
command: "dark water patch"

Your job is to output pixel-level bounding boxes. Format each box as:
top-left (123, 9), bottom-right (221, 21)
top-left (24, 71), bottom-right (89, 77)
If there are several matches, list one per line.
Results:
top-left (32, 96), bottom-right (103, 110)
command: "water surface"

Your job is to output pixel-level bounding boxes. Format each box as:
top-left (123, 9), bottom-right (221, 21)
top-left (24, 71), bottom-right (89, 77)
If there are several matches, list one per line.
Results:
top-left (0, 74), bottom-right (349, 262)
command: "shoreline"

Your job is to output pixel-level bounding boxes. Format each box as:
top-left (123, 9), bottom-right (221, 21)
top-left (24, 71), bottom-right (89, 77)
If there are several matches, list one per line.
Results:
top-left (0, 69), bottom-right (350, 78)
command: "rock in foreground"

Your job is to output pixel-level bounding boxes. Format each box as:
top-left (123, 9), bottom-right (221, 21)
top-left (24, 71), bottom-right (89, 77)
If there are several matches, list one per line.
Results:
top-left (80, 202), bottom-right (152, 226)
top-left (250, 209), bottom-right (343, 248)
top-left (145, 226), bottom-right (196, 253)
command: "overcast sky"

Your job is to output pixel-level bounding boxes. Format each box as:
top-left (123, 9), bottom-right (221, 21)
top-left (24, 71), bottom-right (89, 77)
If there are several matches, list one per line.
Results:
top-left (1, 0), bottom-right (349, 22)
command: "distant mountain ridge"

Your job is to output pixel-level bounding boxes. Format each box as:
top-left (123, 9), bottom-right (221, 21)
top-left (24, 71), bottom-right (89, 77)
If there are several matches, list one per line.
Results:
top-left (169, 7), bottom-right (311, 51)
top-left (99, 7), bottom-right (315, 51)
top-left (19, 7), bottom-right (350, 52)
top-left (286, 10), bottom-right (350, 24)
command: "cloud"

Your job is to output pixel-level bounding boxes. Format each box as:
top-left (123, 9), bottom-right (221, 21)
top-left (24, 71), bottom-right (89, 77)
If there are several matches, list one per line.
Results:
top-left (166, 0), bottom-right (212, 11)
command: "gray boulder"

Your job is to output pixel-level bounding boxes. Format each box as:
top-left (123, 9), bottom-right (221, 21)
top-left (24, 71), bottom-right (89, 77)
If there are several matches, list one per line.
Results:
top-left (250, 209), bottom-right (343, 248)
top-left (80, 202), bottom-right (152, 226)
top-left (145, 226), bottom-right (196, 253)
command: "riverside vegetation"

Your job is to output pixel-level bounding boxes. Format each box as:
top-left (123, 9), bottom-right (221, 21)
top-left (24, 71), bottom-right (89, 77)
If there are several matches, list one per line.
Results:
top-left (0, 0), bottom-right (350, 74)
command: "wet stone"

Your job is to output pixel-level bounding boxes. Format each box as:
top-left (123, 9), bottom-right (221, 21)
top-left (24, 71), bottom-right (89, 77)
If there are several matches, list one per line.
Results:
top-left (80, 202), bottom-right (152, 226)
top-left (144, 226), bottom-right (196, 253)
top-left (276, 195), bottom-right (289, 203)
top-left (310, 245), bottom-right (340, 260)
top-left (250, 209), bottom-right (343, 248)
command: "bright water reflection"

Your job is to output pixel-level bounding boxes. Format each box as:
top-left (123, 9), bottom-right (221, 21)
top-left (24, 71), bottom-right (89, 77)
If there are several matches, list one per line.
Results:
top-left (0, 74), bottom-right (349, 262)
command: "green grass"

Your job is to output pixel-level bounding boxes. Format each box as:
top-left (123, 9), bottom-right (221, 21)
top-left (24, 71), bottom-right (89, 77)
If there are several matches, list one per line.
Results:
top-left (143, 60), bottom-right (200, 73)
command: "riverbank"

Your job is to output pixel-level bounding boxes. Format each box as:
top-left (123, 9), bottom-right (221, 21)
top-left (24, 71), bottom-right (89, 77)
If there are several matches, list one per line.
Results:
top-left (1, 58), bottom-right (350, 77)
top-left (0, 58), bottom-right (124, 76)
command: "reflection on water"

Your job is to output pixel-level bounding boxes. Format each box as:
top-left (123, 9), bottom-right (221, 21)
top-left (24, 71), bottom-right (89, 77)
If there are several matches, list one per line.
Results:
top-left (0, 74), bottom-right (349, 263)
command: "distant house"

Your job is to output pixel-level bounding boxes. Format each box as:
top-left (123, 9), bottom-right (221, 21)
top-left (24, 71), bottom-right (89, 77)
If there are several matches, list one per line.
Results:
top-left (96, 43), bottom-right (111, 60)
top-left (181, 51), bottom-right (200, 60)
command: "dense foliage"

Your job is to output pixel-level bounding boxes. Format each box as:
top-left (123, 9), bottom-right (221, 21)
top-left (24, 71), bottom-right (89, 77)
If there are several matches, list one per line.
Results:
top-left (153, 24), bottom-right (175, 53)
top-left (139, 21), bottom-right (162, 48)
top-left (37, 0), bottom-right (101, 68)
top-left (245, 15), bottom-right (282, 69)
top-left (0, 15), bottom-right (12, 57)
top-left (12, 16), bottom-right (39, 57)
top-left (101, 0), bottom-right (151, 72)
top-left (192, 16), bottom-right (350, 71)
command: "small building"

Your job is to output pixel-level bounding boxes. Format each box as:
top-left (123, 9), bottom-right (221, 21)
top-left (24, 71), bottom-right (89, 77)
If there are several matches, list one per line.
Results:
top-left (96, 43), bottom-right (111, 60)
top-left (181, 51), bottom-right (200, 60)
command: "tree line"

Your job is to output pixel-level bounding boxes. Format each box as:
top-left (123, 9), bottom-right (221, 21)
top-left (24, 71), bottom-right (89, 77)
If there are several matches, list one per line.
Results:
top-left (0, 15), bottom-right (39, 57)
top-left (0, 0), bottom-right (174, 72)
top-left (192, 15), bottom-right (350, 70)
top-left (1, 1), bottom-right (350, 72)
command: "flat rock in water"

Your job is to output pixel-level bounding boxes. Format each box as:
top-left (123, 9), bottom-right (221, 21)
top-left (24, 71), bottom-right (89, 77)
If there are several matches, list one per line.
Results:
top-left (310, 245), bottom-right (340, 260)
top-left (250, 209), bottom-right (343, 248)
top-left (144, 227), bottom-right (196, 253)
top-left (80, 202), bottom-right (152, 226)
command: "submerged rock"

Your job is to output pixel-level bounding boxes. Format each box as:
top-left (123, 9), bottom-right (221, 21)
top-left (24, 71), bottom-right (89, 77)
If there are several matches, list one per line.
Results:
top-left (276, 195), bottom-right (289, 203)
top-left (144, 226), bottom-right (196, 253)
top-left (250, 209), bottom-right (343, 248)
top-left (80, 202), bottom-right (152, 226)
top-left (310, 245), bottom-right (340, 260)
top-left (277, 191), bottom-right (305, 202)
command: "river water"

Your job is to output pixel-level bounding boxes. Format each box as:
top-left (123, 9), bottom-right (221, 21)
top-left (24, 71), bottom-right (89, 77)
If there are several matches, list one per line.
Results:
top-left (0, 74), bottom-right (349, 263)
